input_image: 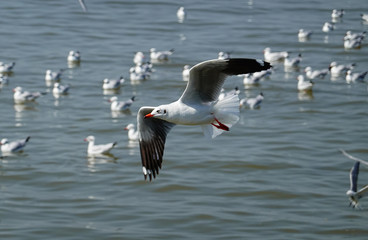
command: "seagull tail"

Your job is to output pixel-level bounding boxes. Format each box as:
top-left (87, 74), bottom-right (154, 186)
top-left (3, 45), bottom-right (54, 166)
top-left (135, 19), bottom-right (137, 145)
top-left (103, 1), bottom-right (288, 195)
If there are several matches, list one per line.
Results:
top-left (201, 93), bottom-right (240, 139)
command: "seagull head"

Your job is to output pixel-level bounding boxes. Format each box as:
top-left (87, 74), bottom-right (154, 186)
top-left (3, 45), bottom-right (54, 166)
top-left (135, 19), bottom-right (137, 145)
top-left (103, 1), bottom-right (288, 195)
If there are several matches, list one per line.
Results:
top-left (84, 136), bottom-right (95, 143)
top-left (145, 106), bottom-right (168, 119)
top-left (0, 138), bottom-right (9, 145)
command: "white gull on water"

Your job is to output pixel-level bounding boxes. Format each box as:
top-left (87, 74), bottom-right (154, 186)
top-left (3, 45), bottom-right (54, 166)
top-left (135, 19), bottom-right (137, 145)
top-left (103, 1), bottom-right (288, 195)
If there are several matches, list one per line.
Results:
top-left (1, 136), bottom-right (30, 153)
top-left (84, 136), bottom-right (117, 155)
top-left (136, 58), bottom-right (271, 180)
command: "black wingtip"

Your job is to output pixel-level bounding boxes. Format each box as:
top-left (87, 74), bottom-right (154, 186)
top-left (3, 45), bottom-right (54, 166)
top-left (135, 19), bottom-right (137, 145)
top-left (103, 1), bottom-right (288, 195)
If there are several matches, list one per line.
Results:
top-left (224, 58), bottom-right (272, 75)
top-left (26, 136), bottom-right (31, 142)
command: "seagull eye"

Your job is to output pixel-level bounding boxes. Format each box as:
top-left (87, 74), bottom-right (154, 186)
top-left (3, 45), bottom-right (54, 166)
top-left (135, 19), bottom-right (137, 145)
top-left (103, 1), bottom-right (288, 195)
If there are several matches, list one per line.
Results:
top-left (163, 110), bottom-right (167, 114)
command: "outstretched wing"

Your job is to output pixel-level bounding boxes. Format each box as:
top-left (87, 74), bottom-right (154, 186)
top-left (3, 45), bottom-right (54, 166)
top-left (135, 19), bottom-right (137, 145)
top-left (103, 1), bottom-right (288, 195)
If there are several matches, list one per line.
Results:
top-left (180, 58), bottom-right (271, 104)
top-left (78, 0), bottom-right (88, 12)
top-left (137, 107), bottom-right (176, 181)
top-left (350, 161), bottom-right (360, 192)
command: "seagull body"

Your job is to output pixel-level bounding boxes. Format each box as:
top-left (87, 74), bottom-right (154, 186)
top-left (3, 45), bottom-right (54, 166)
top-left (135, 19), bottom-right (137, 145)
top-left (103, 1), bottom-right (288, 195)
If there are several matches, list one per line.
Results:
top-left (124, 124), bottom-right (139, 141)
top-left (346, 70), bottom-right (368, 83)
top-left (45, 69), bottom-right (63, 82)
top-left (304, 66), bottom-right (328, 79)
top-left (218, 51), bottom-right (231, 60)
top-left (13, 86), bottom-right (42, 103)
top-left (329, 62), bottom-right (355, 77)
top-left (1, 137), bottom-right (30, 153)
top-left (109, 96), bottom-right (135, 111)
top-left (344, 31), bottom-right (366, 41)
top-left (362, 13), bottom-right (368, 22)
top-left (84, 136), bottom-right (117, 155)
top-left (177, 6), bottom-right (186, 22)
top-left (102, 77), bottom-right (124, 90)
top-left (137, 58), bottom-right (271, 180)
top-left (344, 38), bottom-right (364, 49)
top-left (298, 29), bottom-right (313, 40)
top-left (134, 62), bottom-right (154, 75)
top-left (218, 87), bottom-right (240, 101)
top-left (284, 54), bottom-right (302, 68)
top-left (263, 47), bottom-right (288, 62)
top-left (322, 22), bottom-right (335, 32)
top-left (243, 69), bottom-right (272, 85)
top-left (297, 75), bottom-right (313, 91)
top-left (53, 82), bottom-right (70, 95)
top-left (331, 9), bottom-right (345, 19)
top-left (0, 62), bottom-right (15, 73)
top-left (150, 48), bottom-right (174, 62)
top-left (67, 50), bottom-right (81, 62)
top-left (182, 65), bottom-right (190, 81)
top-left (133, 52), bottom-right (145, 65)
top-left (130, 68), bottom-right (149, 81)
top-left (240, 92), bottom-right (264, 109)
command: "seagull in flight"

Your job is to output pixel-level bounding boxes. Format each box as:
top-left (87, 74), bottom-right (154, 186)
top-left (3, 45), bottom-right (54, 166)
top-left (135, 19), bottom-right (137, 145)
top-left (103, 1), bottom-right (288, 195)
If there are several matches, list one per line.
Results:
top-left (341, 149), bottom-right (368, 208)
top-left (137, 58), bottom-right (271, 180)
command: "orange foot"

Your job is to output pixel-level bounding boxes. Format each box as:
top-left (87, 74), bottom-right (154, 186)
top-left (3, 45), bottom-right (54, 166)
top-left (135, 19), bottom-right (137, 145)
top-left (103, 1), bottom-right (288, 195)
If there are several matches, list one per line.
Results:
top-left (211, 118), bottom-right (229, 131)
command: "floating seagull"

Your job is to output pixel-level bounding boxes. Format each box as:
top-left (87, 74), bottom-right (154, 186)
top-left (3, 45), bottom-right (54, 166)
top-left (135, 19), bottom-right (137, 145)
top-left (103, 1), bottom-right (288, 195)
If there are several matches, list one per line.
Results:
top-left (133, 62), bottom-right (154, 75)
top-left (263, 47), bottom-right (288, 62)
top-left (329, 62), bottom-right (355, 77)
top-left (102, 76), bottom-right (125, 90)
top-left (109, 96), bottom-right (135, 111)
top-left (78, 0), bottom-right (87, 12)
top-left (137, 58), bottom-right (271, 180)
top-left (298, 29), bottom-right (313, 41)
top-left (53, 82), bottom-right (70, 95)
top-left (67, 50), bottom-right (81, 62)
top-left (297, 75), bottom-right (313, 91)
top-left (133, 52), bottom-right (145, 65)
top-left (344, 38), bottom-right (364, 49)
top-left (322, 22), bottom-right (335, 32)
top-left (218, 51), bottom-right (231, 60)
top-left (130, 68), bottom-right (149, 81)
top-left (344, 31), bottom-right (366, 42)
top-left (284, 54), bottom-right (302, 68)
top-left (182, 64), bottom-right (190, 81)
top-left (331, 9), bottom-right (345, 19)
top-left (45, 69), bottom-right (63, 82)
top-left (0, 62), bottom-right (15, 74)
top-left (240, 92), bottom-right (264, 109)
top-left (304, 66), bottom-right (329, 79)
top-left (243, 69), bottom-right (272, 85)
top-left (84, 136), bottom-right (117, 155)
top-left (13, 86), bottom-right (44, 103)
top-left (218, 86), bottom-right (240, 101)
top-left (1, 136), bottom-right (30, 153)
top-left (346, 70), bottom-right (368, 83)
top-left (124, 124), bottom-right (139, 141)
top-left (149, 48), bottom-right (174, 62)
top-left (177, 6), bottom-right (186, 22)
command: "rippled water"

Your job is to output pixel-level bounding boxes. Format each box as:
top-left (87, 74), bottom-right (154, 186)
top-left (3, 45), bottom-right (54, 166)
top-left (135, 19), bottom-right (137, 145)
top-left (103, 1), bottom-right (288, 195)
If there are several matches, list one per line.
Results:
top-left (1, 0), bottom-right (368, 239)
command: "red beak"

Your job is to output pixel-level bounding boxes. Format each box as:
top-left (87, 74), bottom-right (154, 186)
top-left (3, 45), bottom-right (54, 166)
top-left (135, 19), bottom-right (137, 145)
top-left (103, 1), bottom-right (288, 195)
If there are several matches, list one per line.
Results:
top-left (144, 113), bottom-right (154, 119)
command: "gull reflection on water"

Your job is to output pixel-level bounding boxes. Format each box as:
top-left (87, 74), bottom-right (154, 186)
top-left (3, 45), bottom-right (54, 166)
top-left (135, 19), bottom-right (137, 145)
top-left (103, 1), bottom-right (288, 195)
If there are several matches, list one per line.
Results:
top-left (86, 152), bottom-right (118, 172)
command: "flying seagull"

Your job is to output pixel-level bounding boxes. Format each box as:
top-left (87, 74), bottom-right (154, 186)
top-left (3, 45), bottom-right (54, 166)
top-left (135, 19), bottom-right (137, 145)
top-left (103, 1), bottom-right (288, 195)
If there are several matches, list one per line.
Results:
top-left (341, 149), bottom-right (368, 208)
top-left (137, 58), bottom-right (271, 180)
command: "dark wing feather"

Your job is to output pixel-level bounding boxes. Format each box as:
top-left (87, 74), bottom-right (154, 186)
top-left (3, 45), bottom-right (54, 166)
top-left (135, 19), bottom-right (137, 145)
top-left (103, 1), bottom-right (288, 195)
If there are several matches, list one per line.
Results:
top-left (350, 161), bottom-right (360, 192)
top-left (137, 107), bottom-right (176, 181)
top-left (180, 58), bottom-right (271, 104)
